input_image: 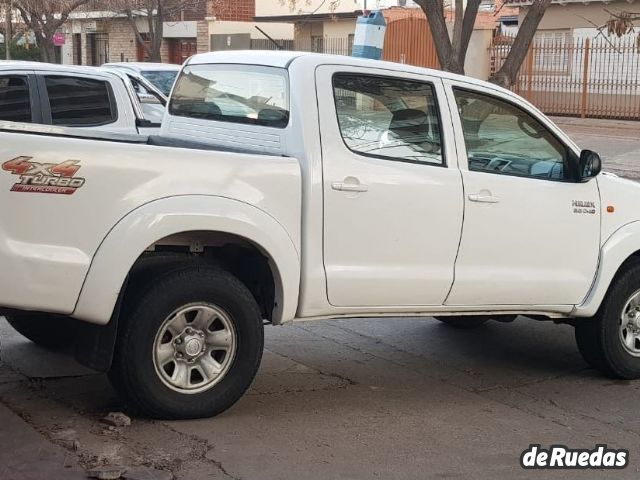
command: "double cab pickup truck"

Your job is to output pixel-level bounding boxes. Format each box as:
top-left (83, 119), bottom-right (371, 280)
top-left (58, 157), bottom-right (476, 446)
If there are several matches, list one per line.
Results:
top-left (0, 61), bottom-right (166, 134)
top-left (1, 51), bottom-right (640, 419)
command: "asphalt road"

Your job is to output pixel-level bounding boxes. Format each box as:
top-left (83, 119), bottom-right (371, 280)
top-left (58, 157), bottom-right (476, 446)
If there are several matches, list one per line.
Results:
top-left (552, 117), bottom-right (640, 181)
top-left (0, 118), bottom-right (639, 480)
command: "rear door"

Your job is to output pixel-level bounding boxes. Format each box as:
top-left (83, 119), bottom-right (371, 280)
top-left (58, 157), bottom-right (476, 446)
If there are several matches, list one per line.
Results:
top-left (317, 65), bottom-right (464, 307)
top-left (0, 71), bottom-right (40, 124)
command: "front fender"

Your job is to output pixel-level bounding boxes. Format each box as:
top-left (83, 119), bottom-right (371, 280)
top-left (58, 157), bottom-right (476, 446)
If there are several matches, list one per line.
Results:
top-left (574, 221), bottom-right (640, 317)
top-left (73, 195), bottom-right (300, 325)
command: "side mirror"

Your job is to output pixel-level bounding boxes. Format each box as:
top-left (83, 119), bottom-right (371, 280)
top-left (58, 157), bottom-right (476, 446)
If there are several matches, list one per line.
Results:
top-left (579, 150), bottom-right (602, 181)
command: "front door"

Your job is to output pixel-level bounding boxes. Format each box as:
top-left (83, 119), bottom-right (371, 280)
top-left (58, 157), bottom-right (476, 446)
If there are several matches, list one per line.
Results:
top-left (445, 83), bottom-right (601, 306)
top-left (169, 39), bottom-right (197, 65)
top-left (317, 66), bottom-right (464, 307)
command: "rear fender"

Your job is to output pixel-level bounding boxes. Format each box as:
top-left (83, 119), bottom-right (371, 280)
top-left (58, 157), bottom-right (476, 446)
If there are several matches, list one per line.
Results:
top-left (73, 195), bottom-right (300, 325)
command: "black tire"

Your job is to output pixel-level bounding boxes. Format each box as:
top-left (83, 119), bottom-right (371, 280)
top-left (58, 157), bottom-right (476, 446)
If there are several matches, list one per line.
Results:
top-left (434, 316), bottom-right (489, 329)
top-left (4, 314), bottom-right (77, 349)
top-left (575, 260), bottom-right (640, 379)
top-left (108, 264), bottom-right (264, 419)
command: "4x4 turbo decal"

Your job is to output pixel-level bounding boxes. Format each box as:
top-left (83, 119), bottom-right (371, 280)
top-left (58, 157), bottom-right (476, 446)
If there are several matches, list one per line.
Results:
top-left (2, 156), bottom-right (85, 195)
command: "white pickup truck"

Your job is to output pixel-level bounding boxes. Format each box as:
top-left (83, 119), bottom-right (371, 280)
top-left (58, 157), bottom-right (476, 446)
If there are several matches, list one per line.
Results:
top-left (0, 61), bottom-right (166, 133)
top-left (1, 51), bottom-right (639, 419)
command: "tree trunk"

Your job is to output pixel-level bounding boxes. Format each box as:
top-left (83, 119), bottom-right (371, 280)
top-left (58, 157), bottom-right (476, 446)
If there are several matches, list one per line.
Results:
top-left (4, 1), bottom-right (11, 60)
top-left (415, 0), bottom-right (462, 74)
top-left (150, 3), bottom-right (163, 62)
top-left (489, 0), bottom-right (552, 87)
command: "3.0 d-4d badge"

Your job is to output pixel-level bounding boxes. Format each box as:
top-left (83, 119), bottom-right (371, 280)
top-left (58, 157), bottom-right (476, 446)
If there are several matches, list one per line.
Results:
top-left (2, 156), bottom-right (85, 195)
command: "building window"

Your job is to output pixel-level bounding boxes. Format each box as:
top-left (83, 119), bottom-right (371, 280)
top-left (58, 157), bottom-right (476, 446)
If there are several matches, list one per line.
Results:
top-left (534, 30), bottom-right (572, 75)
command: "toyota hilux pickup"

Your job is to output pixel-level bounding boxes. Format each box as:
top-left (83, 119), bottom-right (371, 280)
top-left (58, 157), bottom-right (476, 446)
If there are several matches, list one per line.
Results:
top-left (1, 51), bottom-right (640, 420)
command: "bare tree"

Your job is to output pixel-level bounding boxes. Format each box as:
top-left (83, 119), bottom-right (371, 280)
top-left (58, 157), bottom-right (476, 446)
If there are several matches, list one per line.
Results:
top-left (415, 0), bottom-right (552, 88)
top-left (602, 9), bottom-right (640, 50)
top-left (14, 0), bottom-right (90, 62)
top-left (109, 0), bottom-right (205, 62)
top-left (3, 0), bottom-right (12, 59)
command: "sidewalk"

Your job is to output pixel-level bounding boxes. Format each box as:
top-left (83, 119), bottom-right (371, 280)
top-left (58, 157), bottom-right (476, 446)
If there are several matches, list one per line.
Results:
top-left (0, 401), bottom-right (86, 480)
top-left (550, 116), bottom-right (640, 137)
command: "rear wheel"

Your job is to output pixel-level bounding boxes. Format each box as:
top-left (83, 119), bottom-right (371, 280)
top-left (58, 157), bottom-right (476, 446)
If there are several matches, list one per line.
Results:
top-left (575, 261), bottom-right (640, 379)
top-left (4, 314), bottom-right (77, 349)
top-left (108, 264), bottom-right (264, 419)
top-left (434, 316), bottom-right (489, 329)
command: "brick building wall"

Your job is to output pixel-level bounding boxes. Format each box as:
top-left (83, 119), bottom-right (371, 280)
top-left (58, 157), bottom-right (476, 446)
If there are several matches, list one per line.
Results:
top-left (107, 19), bottom-right (138, 63)
top-left (209, 0), bottom-right (255, 21)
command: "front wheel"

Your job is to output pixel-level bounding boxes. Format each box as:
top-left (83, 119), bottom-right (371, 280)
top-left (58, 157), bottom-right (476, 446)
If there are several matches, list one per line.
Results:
top-left (108, 264), bottom-right (264, 419)
top-left (575, 261), bottom-right (640, 379)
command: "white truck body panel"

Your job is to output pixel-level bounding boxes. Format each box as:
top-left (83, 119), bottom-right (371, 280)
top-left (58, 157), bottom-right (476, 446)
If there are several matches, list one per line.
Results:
top-left (0, 126), bottom-right (301, 322)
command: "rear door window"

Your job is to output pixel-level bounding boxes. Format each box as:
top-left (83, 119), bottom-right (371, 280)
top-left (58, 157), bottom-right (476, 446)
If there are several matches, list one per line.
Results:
top-left (0, 75), bottom-right (32, 123)
top-left (44, 75), bottom-right (117, 126)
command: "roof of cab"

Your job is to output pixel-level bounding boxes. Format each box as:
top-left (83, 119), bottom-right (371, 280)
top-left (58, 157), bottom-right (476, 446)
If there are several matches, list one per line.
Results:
top-left (185, 50), bottom-right (512, 97)
top-left (103, 62), bottom-right (181, 72)
top-left (0, 60), bottom-right (115, 76)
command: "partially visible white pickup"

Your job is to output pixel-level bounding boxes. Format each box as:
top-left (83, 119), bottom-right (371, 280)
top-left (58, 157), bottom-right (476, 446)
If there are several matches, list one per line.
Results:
top-left (0, 61), bottom-right (166, 134)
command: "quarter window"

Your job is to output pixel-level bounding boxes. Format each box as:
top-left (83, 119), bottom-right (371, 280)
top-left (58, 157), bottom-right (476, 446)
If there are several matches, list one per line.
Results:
top-left (333, 74), bottom-right (444, 166)
top-left (0, 75), bottom-right (31, 123)
top-left (45, 76), bottom-right (116, 126)
top-left (454, 89), bottom-right (569, 181)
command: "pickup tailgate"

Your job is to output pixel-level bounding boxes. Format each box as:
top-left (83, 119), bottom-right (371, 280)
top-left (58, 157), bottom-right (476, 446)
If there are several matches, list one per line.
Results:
top-left (0, 126), bottom-right (301, 314)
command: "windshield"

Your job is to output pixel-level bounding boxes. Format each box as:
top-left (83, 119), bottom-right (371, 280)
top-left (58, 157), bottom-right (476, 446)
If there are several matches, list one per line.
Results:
top-left (141, 70), bottom-right (178, 96)
top-left (169, 64), bottom-right (289, 129)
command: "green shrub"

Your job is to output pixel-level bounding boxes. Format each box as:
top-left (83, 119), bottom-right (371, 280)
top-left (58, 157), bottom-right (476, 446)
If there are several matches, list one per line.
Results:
top-left (0, 42), bottom-right (41, 61)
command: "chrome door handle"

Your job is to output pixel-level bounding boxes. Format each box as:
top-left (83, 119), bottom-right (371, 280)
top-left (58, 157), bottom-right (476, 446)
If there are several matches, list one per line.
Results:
top-left (331, 180), bottom-right (369, 193)
top-left (468, 193), bottom-right (499, 203)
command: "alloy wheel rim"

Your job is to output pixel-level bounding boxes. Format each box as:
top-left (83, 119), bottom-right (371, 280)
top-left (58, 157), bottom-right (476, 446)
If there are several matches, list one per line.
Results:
top-left (153, 303), bottom-right (237, 394)
top-left (619, 289), bottom-right (640, 357)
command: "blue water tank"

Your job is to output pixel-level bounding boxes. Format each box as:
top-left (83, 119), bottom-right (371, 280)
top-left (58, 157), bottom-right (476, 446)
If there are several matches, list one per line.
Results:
top-left (352, 10), bottom-right (387, 60)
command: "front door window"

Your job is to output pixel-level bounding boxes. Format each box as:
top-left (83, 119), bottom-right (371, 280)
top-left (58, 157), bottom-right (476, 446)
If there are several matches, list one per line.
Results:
top-left (454, 88), bottom-right (570, 181)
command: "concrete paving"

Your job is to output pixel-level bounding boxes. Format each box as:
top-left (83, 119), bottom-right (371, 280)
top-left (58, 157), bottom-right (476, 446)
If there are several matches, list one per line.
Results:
top-left (2, 315), bottom-right (640, 479)
top-left (0, 117), bottom-right (638, 479)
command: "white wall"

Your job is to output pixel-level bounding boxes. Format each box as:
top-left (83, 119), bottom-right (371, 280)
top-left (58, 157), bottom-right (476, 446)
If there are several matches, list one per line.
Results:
top-left (208, 20), bottom-right (294, 39)
top-left (323, 19), bottom-right (356, 37)
top-left (464, 29), bottom-right (492, 80)
top-left (257, 0), bottom-right (362, 16)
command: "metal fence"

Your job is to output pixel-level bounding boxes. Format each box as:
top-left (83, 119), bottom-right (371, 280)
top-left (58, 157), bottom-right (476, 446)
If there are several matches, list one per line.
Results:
top-left (491, 34), bottom-right (640, 120)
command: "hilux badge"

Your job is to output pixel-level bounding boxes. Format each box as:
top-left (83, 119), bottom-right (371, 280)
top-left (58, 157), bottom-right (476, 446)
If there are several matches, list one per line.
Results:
top-left (572, 200), bottom-right (596, 215)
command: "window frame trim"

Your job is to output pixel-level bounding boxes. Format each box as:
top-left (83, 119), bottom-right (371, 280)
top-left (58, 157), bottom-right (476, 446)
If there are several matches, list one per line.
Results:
top-left (450, 85), bottom-right (580, 183)
top-left (38, 74), bottom-right (119, 128)
top-left (330, 72), bottom-right (448, 168)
